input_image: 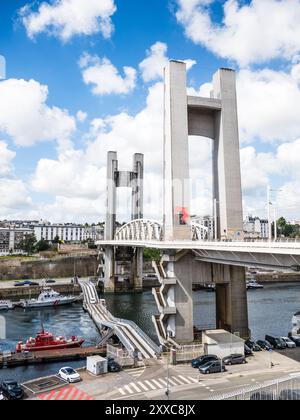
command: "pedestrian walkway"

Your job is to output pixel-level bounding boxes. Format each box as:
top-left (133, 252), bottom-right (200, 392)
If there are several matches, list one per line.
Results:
top-left (38, 386), bottom-right (95, 401)
top-left (117, 375), bottom-right (198, 397)
top-left (125, 366), bottom-right (146, 379)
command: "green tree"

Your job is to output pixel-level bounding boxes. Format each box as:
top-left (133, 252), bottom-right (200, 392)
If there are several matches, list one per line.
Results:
top-left (143, 248), bottom-right (161, 262)
top-left (18, 233), bottom-right (37, 255)
top-left (52, 235), bottom-right (61, 244)
top-left (35, 238), bottom-right (50, 252)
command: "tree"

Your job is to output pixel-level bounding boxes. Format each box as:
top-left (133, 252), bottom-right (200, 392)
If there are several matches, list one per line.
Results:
top-left (52, 235), bottom-right (61, 244)
top-left (143, 248), bottom-right (161, 262)
top-left (18, 233), bottom-right (37, 255)
top-left (35, 238), bottom-right (50, 253)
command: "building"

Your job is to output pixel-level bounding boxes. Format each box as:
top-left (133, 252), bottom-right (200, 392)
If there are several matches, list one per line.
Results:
top-left (33, 223), bottom-right (85, 243)
top-left (243, 216), bottom-right (269, 239)
top-left (83, 226), bottom-right (104, 242)
top-left (0, 227), bottom-right (32, 256)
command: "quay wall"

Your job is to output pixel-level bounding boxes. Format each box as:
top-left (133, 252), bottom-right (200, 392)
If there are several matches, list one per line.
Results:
top-left (0, 255), bottom-right (98, 281)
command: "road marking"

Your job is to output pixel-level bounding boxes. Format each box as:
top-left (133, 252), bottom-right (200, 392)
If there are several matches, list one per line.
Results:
top-left (118, 388), bottom-right (127, 396)
top-left (171, 376), bottom-right (186, 385)
top-left (129, 382), bottom-right (141, 393)
top-left (188, 377), bottom-right (199, 383)
top-left (38, 386), bottom-right (95, 401)
top-left (137, 382), bottom-right (149, 392)
top-left (124, 385), bottom-right (134, 394)
top-left (144, 380), bottom-right (157, 390)
top-left (151, 379), bottom-right (164, 389)
top-left (179, 375), bottom-right (193, 384)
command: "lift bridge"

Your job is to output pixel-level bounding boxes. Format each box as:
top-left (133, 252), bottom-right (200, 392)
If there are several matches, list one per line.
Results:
top-left (94, 60), bottom-right (300, 352)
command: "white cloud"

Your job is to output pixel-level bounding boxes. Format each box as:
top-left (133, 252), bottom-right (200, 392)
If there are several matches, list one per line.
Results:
top-left (80, 54), bottom-right (137, 96)
top-left (0, 179), bottom-right (32, 213)
top-left (0, 141), bottom-right (16, 177)
top-left (176, 0), bottom-right (300, 67)
top-left (0, 78), bottom-right (76, 149)
top-left (139, 41), bottom-right (196, 82)
top-left (76, 110), bottom-right (88, 123)
top-left (190, 64), bottom-right (300, 144)
top-left (20, 0), bottom-right (117, 41)
top-left (238, 67), bottom-right (300, 143)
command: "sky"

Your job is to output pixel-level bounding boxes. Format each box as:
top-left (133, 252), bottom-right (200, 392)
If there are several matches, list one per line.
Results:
top-left (0, 0), bottom-right (300, 223)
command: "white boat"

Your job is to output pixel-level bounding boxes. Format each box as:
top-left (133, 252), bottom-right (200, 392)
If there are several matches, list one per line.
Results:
top-left (0, 300), bottom-right (13, 310)
top-left (246, 279), bottom-right (264, 290)
top-left (20, 288), bottom-right (79, 309)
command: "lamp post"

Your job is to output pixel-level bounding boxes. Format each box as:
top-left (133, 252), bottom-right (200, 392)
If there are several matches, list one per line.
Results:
top-left (267, 187), bottom-right (282, 242)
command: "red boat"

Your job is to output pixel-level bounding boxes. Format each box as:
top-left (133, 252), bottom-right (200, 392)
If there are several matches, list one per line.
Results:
top-left (16, 329), bottom-right (85, 353)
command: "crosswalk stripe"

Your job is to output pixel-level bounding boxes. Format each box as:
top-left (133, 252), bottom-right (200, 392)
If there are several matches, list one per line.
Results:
top-left (178, 375), bottom-right (193, 384)
top-left (158, 378), bottom-right (168, 387)
top-left (53, 387), bottom-right (69, 400)
top-left (63, 387), bottom-right (76, 400)
top-left (137, 381), bottom-right (149, 391)
top-left (144, 380), bottom-right (156, 390)
top-left (188, 376), bottom-right (198, 383)
top-left (124, 385), bottom-right (134, 394)
top-left (69, 387), bottom-right (80, 400)
top-left (129, 382), bottom-right (141, 393)
top-left (165, 377), bottom-right (178, 387)
top-left (171, 376), bottom-right (186, 385)
top-left (151, 379), bottom-right (164, 389)
top-left (118, 388), bottom-right (127, 396)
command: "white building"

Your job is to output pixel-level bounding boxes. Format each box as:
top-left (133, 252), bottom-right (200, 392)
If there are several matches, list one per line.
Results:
top-left (33, 223), bottom-right (85, 243)
top-left (0, 227), bottom-right (32, 256)
top-left (191, 216), bottom-right (214, 240)
top-left (243, 216), bottom-right (269, 239)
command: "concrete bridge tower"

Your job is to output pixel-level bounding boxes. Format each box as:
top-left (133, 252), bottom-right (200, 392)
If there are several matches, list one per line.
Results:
top-left (104, 152), bottom-right (144, 293)
top-left (158, 61), bottom-right (249, 343)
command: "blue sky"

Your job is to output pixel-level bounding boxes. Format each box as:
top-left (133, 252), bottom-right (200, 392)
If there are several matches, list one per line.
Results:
top-left (0, 0), bottom-right (300, 223)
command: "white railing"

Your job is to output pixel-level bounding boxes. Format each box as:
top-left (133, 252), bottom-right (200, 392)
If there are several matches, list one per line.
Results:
top-left (114, 219), bottom-right (209, 242)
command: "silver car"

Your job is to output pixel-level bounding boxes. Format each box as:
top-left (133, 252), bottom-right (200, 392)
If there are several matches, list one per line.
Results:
top-left (281, 337), bottom-right (296, 349)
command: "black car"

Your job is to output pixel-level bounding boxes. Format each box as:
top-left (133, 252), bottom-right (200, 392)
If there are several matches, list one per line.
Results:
top-left (199, 361), bottom-right (226, 375)
top-left (45, 279), bottom-right (56, 284)
top-left (289, 335), bottom-right (300, 347)
top-left (191, 354), bottom-right (219, 368)
top-left (257, 340), bottom-right (273, 351)
top-left (108, 359), bottom-right (121, 373)
top-left (246, 340), bottom-right (262, 352)
top-left (222, 354), bottom-right (247, 366)
top-left (1, 381), bottom-right (24, 400)
top-left (265, 335), bottom-right (287, 350)
top-left (244, 345), bottom-right (254, 357)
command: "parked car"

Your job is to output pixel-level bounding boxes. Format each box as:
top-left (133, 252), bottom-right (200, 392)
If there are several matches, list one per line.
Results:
top-left (222, 354), bottom-right (247, 366)
top-left (199, 360), bottom-right (226, 375)
top-left (191, 354), bottom-right (219, 368)
top-left (0, 392), bottom-right (5, 401)
top-left (107, 359), bottom-right (121, 373)
top-left (265, 335), bottom-right (287, 350)
top-left (58, 367), bottom-right (81, 383)
top-left (246, 340), bottom-right (262, 352)
top-left (281, 337), bottom-right (296, 349)
top-left (0, 381), bottom-right (24, 400)
top-left (256, 340), bottom-right (273, 351)
top-left (244, 345), bottom-right (254, 357)
top-left (289, 335), bottom-right (300, 347)
top-left (279, 389), bottom-right (300, 400)
top-left (45, 279), bottom-right (56, 284)
top-left (14, 281), bottom-right (27, 287)
top-left (14, 281), bottom-right (39, 287)
top-left (245, 340), bottom-right (262, 352)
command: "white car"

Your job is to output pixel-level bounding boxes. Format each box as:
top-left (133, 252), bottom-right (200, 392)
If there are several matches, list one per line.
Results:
top-left (281, 337), bottom-right (296, 349)
top-left (0, 392), bottom-right (4, 401)
top-left (59, 367), bottom-right (82, 383)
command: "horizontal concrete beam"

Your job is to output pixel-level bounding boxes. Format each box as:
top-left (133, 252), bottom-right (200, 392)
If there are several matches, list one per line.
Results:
top-left (187, 96), bottom-right (222, 111)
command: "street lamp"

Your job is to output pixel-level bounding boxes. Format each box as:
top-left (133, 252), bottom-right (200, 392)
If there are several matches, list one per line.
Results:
top-left (267, 186), bottom-right (282, 242)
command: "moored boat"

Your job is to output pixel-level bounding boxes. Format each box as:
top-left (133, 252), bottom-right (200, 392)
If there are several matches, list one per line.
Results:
top-left (246, 279), bottom-right (264, 290)
top-left (16, 329), bottom-right (85, 353)
top-left (0, 300), bottom-right (13, 310)
top-left (20, 288), bottom-right (79, 309)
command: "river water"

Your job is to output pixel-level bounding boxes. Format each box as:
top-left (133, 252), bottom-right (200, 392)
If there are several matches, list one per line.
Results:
top-left (1, 282), bottom-right (300, 383)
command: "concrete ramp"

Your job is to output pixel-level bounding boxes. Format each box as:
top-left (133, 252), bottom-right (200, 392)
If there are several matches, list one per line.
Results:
top-left (79, 282), bottom-right (160, 359)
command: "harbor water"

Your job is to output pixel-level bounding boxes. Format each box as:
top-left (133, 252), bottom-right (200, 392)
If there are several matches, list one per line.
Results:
top-left (1, 282), bottom-right (300, 383)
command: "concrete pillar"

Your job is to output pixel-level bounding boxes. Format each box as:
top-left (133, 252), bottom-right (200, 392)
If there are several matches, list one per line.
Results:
top-left (131, 153), bottom-right (144, 221)
top-left (163, 61), bottom-right (191, 241)
top-left (212, 69), bottom-right (244, 240)
top-left (215, 265), bottom-right (249, 339)
top-left (132, 248), bottom-right (143, 293)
